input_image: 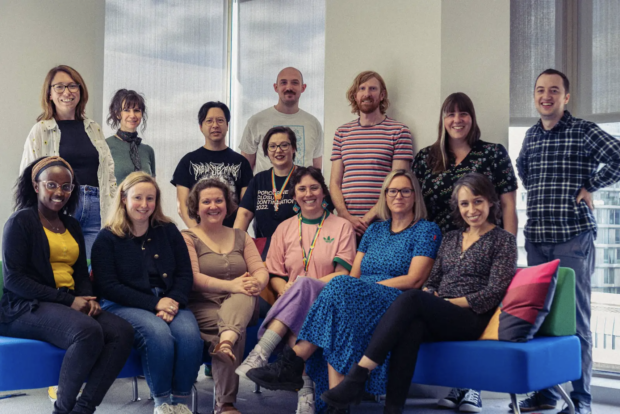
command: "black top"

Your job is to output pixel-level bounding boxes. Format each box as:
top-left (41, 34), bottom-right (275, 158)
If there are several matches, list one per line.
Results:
top-left (92, 221), bottom-right (193, 312)
top-left (171, 147), bottom-right (253, 227)
top-left (133, 232), bottom-right (165, 289)
top-left (0, 208), bottom-right (92, 324)
top-left (239, 168), bottom-right (296, 259)
top-left (57, 120), bottom-right (100, 187)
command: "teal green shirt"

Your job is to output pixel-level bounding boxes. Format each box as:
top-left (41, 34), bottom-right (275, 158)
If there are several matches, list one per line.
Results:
top-left (106, 136), bottom-right (156, 184)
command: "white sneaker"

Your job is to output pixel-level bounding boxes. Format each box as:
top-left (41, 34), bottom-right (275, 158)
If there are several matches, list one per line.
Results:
top-left (172, 403), bottom-right (193, 414)
top-left (154, 403), bottom-right (175, 414)
top-left (296, 392), bottom-right (315, 414)
top-left (235, 344), bottom-right (268, 379)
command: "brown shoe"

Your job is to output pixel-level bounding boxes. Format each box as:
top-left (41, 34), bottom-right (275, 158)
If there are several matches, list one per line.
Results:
top-left (213, 403), bottom-right (241, 414)
top-left (211, 340), bottom-right (236, 365)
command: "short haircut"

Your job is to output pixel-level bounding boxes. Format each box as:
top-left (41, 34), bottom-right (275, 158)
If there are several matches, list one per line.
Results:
top-left (107, 89), bottom-right (148, 131)
top-left (346, 71), bottom-right (390, 115)
top-left (198, 101), bottom-right (230, 125)
top-left (106, 172), bottom-right (172, 237)
top-left (376, 169), bottom-right (427, 222)
top-left (14, 157), bottom-right (80, 215)
top-left (450, 172), bottom-right (501, 228)
top-left (187, 178), bottom-right (237, 223)
top-left (262, 126), bottom-right (297, 160)
top-left (290, 166), bottom-right (334, 213)
top-left (428, 92), bottom-right (481, 173)
top-left (276, 67), bottom-right (304, 85)
top-left (535, 68), bottom-right (570, 94)
top-left (38, 65), bottom-right (89, 122)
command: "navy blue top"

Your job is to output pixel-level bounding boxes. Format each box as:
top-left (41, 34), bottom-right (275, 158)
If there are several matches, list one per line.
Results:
top-left (92, 221), bottom-right (193, 312)
top-left (0, 208), bottom-right (91, 324)
top-left (58, 120), bottom-right (100, 187)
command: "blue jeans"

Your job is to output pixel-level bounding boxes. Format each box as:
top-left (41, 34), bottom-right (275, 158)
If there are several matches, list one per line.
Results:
top-left (72, 185), bottom-right (101, 260)
top-left (525, 231), bottom-right (595, 406)
top-left (101, 294), bottom-right (203, 399)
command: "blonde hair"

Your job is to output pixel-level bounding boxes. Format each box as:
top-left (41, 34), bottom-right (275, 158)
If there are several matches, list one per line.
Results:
top-left (376, 170), bottom-right (427, 222)
top-left (346, 71), bottom-right (390, 115)
top-left (38, 65), bottom-right (89, 122)
top-left (106, 172), bottom-right (172, 237)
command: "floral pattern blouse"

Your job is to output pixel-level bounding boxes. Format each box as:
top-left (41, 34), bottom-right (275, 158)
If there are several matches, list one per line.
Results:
top-left (413, 140), bottom-right (518, 234)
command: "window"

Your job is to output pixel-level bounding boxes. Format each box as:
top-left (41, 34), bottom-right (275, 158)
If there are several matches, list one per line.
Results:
top-left (510, 0), bottom-right (620, 372)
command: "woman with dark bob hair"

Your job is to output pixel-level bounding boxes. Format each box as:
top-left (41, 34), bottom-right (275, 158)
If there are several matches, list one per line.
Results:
top-left (235, 126), bottom-right (299, 260)
top-left (236, 166), bottom-right (355, 414)
top-left (319, 173), bottom-right (517, 414)
top-left (93, 172), bottom-right (203, 414)
top-left (182, 178), bottom-right (269, 414)
top-left (106, 89), bottom-right (156, 184)
top-left (20, 65), bottom-right (117, 259)
top-left (0, 157), bottom-right (134, 414)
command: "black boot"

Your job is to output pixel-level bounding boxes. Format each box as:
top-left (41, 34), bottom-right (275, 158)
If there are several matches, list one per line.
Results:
top-left (327, 406), bottom-right (350, 414)
top-left (383, 405), bottom-right (403, 414)
top-left (321, 363), bottom-right (370, 408)
top-left (246, 346), bottom-right (304, 391)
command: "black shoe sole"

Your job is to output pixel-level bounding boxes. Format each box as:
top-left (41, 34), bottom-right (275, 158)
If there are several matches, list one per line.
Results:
top-left (245, 370), bottom-right (303, 392)
top-left (321, 391), bottom-right (362, 409)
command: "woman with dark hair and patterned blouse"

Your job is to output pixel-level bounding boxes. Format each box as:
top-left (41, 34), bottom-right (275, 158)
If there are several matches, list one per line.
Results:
top-left (321, 173), bottom-right (517, 414)
top-left (412, 92), bottom-right (518, 411)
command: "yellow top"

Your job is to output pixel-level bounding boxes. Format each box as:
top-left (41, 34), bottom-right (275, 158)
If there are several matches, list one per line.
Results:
top-left (43, 227), bottom-right (79, 290)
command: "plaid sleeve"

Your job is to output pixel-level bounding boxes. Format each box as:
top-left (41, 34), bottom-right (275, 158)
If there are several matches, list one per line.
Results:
top-left (583, 124), bottom-right (620, 192)
top-left (492, 144), bottom-right (518, 194)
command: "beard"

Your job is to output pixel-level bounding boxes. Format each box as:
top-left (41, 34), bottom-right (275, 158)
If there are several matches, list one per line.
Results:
top-left (358, 98), bottom-right (381, 114)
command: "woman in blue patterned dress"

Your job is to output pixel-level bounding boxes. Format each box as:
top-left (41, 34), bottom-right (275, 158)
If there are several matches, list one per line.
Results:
top-left (247, 170), bottom-right (442, 414)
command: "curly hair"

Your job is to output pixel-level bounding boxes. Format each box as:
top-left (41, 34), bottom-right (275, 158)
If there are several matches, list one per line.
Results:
top-left (107, 89), bottom-right (148, 131)
top-left (450, 173), bottom-right (501, 228)
top-left (187, 179), bottom-right (237, 223)
top-left (346, 71), bottom-right (389, 116)
top-left (14, 157), bottom-right (80, 215)
top-left (290, 166), bottom-right (334, 213)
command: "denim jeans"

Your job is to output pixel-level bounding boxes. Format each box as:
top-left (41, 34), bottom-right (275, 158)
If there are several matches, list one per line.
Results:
top-left (72, 185), bottom-right (101, 260)
top-left (525, 231), bottom-right (595, 406)
top-left (101, 293), bottom-right (203, 399)
top-left (0, 302), bottom-right (134, 414)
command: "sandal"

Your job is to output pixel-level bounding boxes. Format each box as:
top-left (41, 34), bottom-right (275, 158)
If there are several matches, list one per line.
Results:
top-left (213, 402), bottom-right (241, 414)
top-left (211, 340), bottom-right (236, 365)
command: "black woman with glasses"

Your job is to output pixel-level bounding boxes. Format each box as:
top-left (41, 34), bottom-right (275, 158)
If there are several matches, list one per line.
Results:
top-left (20, 65), bottom-right (117, 259)
top-left (0, 156), bottom-right (134, 414)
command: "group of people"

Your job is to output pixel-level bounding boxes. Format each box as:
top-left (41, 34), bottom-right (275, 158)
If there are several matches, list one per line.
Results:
top-left (0, 63), bottom-right (617, 414)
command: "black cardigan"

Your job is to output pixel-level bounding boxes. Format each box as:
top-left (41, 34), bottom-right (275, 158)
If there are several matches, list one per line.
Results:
top-left (0, 208), bottom-right (91, 324)
top-left (92, 221), bottom-right (193, 312)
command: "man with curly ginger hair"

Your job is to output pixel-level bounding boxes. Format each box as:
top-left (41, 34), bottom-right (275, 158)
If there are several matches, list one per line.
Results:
top-left (330, 71), bottom-right (414, 239)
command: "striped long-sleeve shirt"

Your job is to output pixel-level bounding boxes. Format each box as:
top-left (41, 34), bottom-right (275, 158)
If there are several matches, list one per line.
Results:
top-left (330, 117), bottom-right (414, 217)
top-left (517, 111), bottom-right (620, 243)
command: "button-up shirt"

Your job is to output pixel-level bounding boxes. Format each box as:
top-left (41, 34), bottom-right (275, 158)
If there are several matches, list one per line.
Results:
top-left (517, 111), bottom-right (620, 243)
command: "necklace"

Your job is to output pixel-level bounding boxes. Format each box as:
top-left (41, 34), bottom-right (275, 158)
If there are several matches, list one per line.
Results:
top-left (272, 165), bottom-right (295, 212)
top-left (298, 211), bottom-right (327, 274)
top-left (39, 210), bottom-right (61, 232)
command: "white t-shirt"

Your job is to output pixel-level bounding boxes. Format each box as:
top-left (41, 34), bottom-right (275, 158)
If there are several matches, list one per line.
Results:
top-left (238, 106), bottom-right (323, 173)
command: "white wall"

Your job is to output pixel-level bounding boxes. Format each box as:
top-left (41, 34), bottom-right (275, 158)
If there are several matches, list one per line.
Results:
top-left (323, 0), bottom-right (510, 183)
top-left (0, 0), bottom-right (105, 252)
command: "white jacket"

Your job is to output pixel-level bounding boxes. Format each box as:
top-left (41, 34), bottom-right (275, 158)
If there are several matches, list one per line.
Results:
top-left (20, 118), bottom-right (117, 224)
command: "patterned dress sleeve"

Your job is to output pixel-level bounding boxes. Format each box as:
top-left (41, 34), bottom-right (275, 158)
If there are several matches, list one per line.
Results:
top-left (411, 221), bottom-right (442, 259)
top-left (357, 222), bottom-right (378, 253)
top-left (492, 143), bottom-right (518, 194)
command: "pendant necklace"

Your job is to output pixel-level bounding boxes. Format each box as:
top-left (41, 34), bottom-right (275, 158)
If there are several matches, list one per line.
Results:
top-left (39, 209), bottom-right (61, 232)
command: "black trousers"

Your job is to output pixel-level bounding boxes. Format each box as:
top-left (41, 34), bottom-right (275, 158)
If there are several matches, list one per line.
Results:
top-left (365, 290), bottom-right (493, 409)
top-left (0, 302), bottom-right (134, 414)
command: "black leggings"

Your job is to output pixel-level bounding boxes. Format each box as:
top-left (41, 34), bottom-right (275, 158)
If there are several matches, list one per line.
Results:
top-left (0, 302), bottom-right (134, 414)
top-left (365, 290), bottom-right (493, 409)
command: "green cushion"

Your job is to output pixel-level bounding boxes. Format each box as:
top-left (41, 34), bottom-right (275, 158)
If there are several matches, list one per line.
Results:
top-left (537, 267), bottom-right (576, 336)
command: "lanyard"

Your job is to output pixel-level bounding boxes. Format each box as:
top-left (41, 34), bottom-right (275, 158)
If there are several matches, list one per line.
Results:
top-left (272, 165), bottom-right (295, 211)
top-left (298, 211), bottom-right (327, 273)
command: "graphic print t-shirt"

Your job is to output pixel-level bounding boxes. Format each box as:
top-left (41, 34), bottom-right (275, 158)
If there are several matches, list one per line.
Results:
top-left (171, 147), bottom-right (253, 227)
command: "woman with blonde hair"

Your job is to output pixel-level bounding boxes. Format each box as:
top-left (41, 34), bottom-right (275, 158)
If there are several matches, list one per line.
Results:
top-left (92, 172), bottom-right (203, 414)
top-left (182, 178), bottom-right (269, 414)
top-left (20, 65), bottom-right (117, 258)
top-left (247, 170), bottom-right (442, 414)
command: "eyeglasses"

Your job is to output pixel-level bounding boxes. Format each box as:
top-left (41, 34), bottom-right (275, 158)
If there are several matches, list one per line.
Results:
top-left (51, 83), bottom-right (80, 94)
top-left (386, 188), bottom-right (413, 198)
top-left (268, 142), bottom-right (291, 152)
top-left (39, 181), bottom-right (75, 193)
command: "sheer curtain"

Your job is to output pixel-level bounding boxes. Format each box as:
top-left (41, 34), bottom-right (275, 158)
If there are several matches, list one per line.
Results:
top-left (103, 0), bottom-right (228, 221)
top-left (229, 0), bottom-right (326, 150)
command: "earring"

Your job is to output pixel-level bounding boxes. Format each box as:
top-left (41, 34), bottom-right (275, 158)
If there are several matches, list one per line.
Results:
top-left (293, 201), bottom-right (300, 213)
top-left (321, 199), bottom-right (329, 210)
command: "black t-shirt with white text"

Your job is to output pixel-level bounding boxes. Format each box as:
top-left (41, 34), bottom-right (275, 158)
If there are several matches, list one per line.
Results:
top-left (171, 147), bottom-right (253, 227)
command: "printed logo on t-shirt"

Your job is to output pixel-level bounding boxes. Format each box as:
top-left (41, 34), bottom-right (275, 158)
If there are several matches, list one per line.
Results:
top-left (256, 189), bottom-right (294, 211)
top-left (323, 236), bottom-right (335, 243)
top-left (189, 161), bottom-right (242, 201)
top-left (274, 125), bottom-right (305, 164)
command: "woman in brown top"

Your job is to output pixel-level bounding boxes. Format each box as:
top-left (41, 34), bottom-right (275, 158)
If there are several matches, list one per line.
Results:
top-left (182, 178), bottom-right (268, 414)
